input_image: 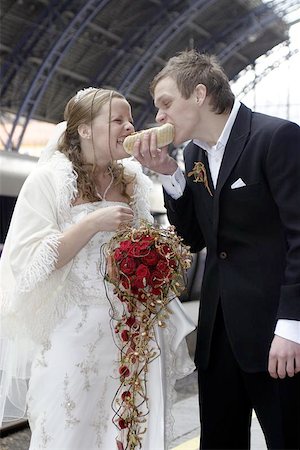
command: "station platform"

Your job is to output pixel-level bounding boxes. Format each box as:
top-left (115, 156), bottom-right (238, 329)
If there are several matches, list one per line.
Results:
top-left (171, 371), bottom-right (267, 450)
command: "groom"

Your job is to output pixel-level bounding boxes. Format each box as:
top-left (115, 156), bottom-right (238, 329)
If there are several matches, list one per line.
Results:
top-left (130, 50), bottom-right (300, 449)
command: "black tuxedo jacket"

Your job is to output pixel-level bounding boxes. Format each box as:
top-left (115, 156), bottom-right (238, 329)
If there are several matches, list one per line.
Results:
top-left (164, 103), bottom-right (300, 372)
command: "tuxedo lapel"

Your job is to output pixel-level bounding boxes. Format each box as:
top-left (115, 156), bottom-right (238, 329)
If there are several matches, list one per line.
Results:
top-left (216, 104), bottom-right (251, 194)
top-left (213, 104), bottom-right (252, 232)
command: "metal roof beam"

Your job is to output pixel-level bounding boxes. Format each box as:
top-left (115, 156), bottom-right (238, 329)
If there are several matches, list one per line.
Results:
top-left (187, 21), bottom-right (210, 38)
top-left (4, 0), bottom-right (112, 152)
top-left (119, 0), bottom-right (219, 96)
top-left (200, 2), bottom-right (271, 54)
top-left (63, 10), bottom-right (123, 44)
top-left (0, 46), bottom-right (91, 83)
top-left (93, 0), bottom-right (182, 86)
top-left (188, 21), bottom-right (249, 64)
top-left (0, 0), bottom-right (74, 97)
top-left (217, 9), bottom-right (288, 63)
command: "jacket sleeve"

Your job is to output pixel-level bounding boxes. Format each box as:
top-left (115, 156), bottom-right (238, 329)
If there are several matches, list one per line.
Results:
top-left (265, 121), bottom-right (300, 319)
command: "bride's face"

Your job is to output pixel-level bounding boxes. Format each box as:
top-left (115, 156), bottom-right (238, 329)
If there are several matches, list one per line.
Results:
top-left (90, 97), bottom-right (135, 163)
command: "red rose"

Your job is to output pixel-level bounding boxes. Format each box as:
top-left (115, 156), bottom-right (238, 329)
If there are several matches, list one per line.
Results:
top-left (133, 277), bottom-right (145, 289)
top-left (120, 240), bottom-right (132, 251)
top-left (132, 282), bottom-right (148, 299)
top-left (118, 418), bottom-right (127, 429)
top-left (149, 270), bottom-right (164, 288)
top-left (120, 257), bottom-right (136, 275)
top-left (156, 259), bottom-right (170, 274)
top-left (127, 243), bottom-right (145, 257)
top-left (136, 264), bottom-right (150, 281)
top-left (121, 329), bottom-right (129, 342)
top-left (169, 258), bottom-right (177, 269)
top-left (143, 249), bottom-right (159, 266)
top-left (134, 264), bottom-right (151, 290)
top-left (121, 391), bottom-right (131, 401)
top-left (119, 365), bottom-right (130, 377)
top-left (151, 287), bottom-right (162, 296)
top-left (126, 316), bottom-right (135, 327)
top-left (131, 284), bottom-right (139, 295)
top-left (138, 236), bottom-right (154, 250)
top-left (160, 244), bottom-right (171, 256)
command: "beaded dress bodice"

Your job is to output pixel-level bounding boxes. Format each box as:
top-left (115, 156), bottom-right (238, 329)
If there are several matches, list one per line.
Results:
top-left (62, 200), bottom-right (130, 304)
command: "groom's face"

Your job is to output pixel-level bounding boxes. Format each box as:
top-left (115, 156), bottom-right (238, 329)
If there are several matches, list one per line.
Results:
top-left (153, 76), bottom-right (201, 146)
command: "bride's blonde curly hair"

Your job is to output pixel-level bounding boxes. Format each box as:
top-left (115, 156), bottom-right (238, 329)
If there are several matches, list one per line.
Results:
top-left (58, 87), bottom-right (134, 202)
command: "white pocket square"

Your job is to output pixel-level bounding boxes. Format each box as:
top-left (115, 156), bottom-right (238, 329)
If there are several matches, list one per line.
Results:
top-left (231, 178), bottom-right (246, 189)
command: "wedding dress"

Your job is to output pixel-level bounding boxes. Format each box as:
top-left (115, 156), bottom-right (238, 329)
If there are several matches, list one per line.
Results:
top-left (25, 200), bottom-right (195, 450)
top-left (0, 134), bottom-right (195, 449)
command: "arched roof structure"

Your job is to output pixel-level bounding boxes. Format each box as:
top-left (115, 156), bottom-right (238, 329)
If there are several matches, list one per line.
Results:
top-left (0, 0), bottom-right (298, 151)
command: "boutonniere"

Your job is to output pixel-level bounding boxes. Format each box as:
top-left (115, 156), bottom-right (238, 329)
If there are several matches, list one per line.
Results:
top-left (188, 161), bottom-right (213, 196)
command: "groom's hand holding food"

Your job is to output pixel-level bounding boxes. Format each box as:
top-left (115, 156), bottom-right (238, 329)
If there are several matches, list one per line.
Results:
top-left (123, 123), bottom-right (178, 175)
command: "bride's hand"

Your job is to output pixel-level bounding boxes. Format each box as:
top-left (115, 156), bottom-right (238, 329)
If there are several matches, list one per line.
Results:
top-left (131, 131), bottom-right (178, 175)
top-left (88, 205), bottom-right (134, 232)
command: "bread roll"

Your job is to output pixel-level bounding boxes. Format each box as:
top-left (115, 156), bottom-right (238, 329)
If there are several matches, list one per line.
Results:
top-left (123, 123), bottom-right (174, 154)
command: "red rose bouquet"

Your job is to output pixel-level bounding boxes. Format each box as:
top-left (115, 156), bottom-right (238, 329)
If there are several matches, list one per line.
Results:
top-left (104, 221), bottom-right (192, 450)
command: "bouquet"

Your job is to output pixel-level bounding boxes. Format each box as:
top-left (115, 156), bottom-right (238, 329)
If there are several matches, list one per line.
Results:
top-left (104, 221), bottom-right (192, 450)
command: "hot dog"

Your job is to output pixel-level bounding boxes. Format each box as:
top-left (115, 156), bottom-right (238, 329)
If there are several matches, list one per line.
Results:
top-left (123, 123), bottom-right (174, 154)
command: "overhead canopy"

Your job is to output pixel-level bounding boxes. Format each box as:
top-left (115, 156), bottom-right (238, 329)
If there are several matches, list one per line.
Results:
top-left (0, 0), bottom-right (292, 150)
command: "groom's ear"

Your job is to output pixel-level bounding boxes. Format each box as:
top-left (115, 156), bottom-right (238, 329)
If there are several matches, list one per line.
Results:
top-left (195, 84), bottom-right (207, 106)
top-left (78, 124), bottom-right (91, 139)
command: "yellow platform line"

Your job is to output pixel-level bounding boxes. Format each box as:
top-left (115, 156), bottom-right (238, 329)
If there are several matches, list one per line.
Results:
top-left (172, 436), bottom-right (200, 450)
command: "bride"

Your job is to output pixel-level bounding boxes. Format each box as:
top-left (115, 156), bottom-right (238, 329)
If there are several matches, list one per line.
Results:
top-left (0, 87), bottom-right (195, 449)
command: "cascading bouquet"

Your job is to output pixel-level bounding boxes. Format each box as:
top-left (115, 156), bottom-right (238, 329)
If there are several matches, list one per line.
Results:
top-left (104, 221), bottom-right (192, 450)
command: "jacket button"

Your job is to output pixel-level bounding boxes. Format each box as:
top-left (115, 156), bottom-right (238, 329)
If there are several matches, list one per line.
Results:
top-left (219, 251), bottom-right (228, 259)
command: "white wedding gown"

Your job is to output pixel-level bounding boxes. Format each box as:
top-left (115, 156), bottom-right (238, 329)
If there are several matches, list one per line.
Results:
top-left (27, 201), bottom-right (195, 450)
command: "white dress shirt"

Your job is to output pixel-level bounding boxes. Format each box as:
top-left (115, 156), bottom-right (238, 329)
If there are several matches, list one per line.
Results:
top-left (159, 99), bottom-right (300, 344)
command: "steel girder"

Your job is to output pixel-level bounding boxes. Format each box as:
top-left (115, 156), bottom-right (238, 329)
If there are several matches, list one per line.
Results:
top-left (200, 2), bottom-right (271, 55)
top-left (0, 0), bottom-right (73, 98)
top-left (218, 12), bottom-right (286, 63)
top-left (93, 0), bottom-right (180, 87)
top-left (5, 0), bottom-right (111, 152)
top-left (2, 0), bottom-right (294, 151)
top-left (118, 0), bottom-right (218, 96)
top-left (200, 0), bottom-right (299, 63)
top-left (116, 0), bottom-right (218, 128)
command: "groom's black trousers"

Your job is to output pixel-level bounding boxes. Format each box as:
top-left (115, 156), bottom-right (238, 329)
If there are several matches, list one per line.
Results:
top-left (198, 306), bottom-right (300, 449)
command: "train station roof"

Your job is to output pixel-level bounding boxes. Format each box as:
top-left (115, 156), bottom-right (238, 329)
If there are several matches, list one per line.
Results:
top-left (0, 0), bottom-right (295, 141)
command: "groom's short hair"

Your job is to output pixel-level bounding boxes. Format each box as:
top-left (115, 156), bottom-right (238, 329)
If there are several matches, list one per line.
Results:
top-left (150, 49), bottom-right (234, 114)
